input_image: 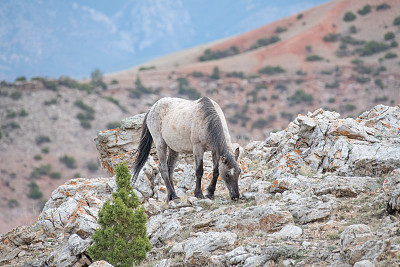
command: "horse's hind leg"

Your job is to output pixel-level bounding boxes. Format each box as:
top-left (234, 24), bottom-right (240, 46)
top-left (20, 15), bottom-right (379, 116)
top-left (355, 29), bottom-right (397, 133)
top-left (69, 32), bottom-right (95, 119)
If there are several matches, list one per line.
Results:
top-left (156, 141), bottom-right (179, 202)
top-left (206, 151), bottom-right (219, 200)
top-left (167, 147), bottom-right (179, 194)
top-left (193, 145), bottom-right (205, 199)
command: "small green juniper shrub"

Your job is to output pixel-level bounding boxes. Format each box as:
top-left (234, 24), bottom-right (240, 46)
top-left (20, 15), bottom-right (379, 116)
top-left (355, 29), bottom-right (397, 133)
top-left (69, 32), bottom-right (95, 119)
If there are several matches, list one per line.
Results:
top-left (88, 164), bottom-right (151, 266)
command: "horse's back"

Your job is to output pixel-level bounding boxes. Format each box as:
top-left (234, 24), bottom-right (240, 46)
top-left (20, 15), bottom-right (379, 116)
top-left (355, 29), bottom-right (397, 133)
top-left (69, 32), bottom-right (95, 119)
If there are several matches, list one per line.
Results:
top-left (147, 97), bottom-right (200, 153)
top-left (147, 97), bottom-right (231, 153)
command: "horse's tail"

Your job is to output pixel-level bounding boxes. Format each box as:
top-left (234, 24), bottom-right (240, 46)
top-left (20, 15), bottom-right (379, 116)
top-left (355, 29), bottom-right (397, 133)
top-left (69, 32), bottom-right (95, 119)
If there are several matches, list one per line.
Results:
top-left (131, 113), bottom-right (153, 182)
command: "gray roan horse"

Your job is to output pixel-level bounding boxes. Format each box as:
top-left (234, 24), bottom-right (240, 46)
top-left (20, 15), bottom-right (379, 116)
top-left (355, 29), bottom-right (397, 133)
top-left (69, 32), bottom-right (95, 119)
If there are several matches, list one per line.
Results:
top-left (131, 97), bottom-right (241, 202)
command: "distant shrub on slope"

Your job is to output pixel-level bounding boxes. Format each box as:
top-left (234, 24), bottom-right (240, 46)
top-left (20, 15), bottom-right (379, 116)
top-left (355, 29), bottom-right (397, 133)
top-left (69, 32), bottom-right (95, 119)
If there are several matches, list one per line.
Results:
top-left (258, 65), bottom-right (285, 75)
top-left (198, 46), bottom-right (240, 61)
top-left (357, 5), bottom-right (371, 15)
top-left (343, 12), bottom-right (356, 22)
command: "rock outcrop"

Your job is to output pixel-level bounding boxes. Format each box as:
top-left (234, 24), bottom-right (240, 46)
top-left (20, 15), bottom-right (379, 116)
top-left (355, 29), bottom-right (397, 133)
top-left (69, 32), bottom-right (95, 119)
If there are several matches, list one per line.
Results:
top-left (1, 104), bottom-right (400, 266)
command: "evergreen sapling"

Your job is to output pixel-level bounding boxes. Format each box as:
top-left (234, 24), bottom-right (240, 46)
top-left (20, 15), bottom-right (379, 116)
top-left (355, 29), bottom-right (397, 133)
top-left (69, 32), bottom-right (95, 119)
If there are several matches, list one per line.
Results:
top-left (88, 164), bottom-right (151, 266)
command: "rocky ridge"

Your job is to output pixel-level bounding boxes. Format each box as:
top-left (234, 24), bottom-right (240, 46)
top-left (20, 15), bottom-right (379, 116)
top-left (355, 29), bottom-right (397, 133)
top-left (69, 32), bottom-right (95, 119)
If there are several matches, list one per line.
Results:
top-left (1, 104), bottom-right (400, 266)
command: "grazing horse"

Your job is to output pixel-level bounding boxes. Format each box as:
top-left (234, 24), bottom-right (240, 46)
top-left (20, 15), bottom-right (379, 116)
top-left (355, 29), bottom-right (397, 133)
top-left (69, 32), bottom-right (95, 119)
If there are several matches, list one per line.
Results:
top-left (131, 97), bottom-right (241, 202)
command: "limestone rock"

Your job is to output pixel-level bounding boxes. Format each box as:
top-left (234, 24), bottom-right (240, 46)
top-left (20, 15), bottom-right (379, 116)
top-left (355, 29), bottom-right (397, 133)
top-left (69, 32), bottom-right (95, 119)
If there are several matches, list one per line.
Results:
top-left (288, 195), bottom-right (336, 224)
top-left (340, 224), bottom-right (372, 251)
top-left (47, 234), bottom-right (92, 267)
top-left (353, 260), bottom-right (375, 267)
top-left (342, 239), bottom-right (390, 265)
top-left (271, 224), bottom-right (302, 240)
top-left (215, 204), bottom-right (293, 233)
top-left (89, 261), bottom-right (114, 267)
top-left (146, 213), bottom-right (182, 247)
top-left (383, 169), bottom-right (400, 213)
top-left (339, 224), bottom-right (390, 265)
top-left (315, 176), bottom-right (379, 197)
top-left (95, 113), bottom-right (146, 175)
top-left (258, 105), bottom-right (400, 179)
top-left (37, 177), bottom-right (116, 238)
top-left (224, 246), bottom-right (253, 265)
top-left (183, 231), bottom-right (237, 266)
top-left (270, 176), bottom-right (301, 193)
top-left (153, 259), bottom-right (171, 267)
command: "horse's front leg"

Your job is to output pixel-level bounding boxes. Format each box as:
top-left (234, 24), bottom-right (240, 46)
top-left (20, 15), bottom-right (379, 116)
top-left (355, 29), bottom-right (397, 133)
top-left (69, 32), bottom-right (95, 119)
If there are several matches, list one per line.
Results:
top-left (206, 151), bottom-right (219, 200)
top-left (157, 143), bottom-right (179, 202)
top-left (193, 146), bottom-right (205, 199)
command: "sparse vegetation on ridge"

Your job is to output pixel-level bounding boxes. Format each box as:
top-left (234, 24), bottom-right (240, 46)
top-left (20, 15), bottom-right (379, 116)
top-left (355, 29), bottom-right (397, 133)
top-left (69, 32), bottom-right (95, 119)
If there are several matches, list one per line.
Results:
top-left (288, 89), bottom-right (313, 104)
top-left (75, 100), bottom-right (95, 129)
top-left (210, 66), bottom-right (220, 79)
top-left (27, 181), bottom-right (42, 199)
top-left (59, 155), bottom-right (77, 169)
top-left (177, 77), bottom-right (201, 100)
top-left (258, 65), bottom-right (285, 75)
top-left (356, 41), bottom-right (390, 56)
top-left (275, 26), bottom-right (287, 33)
top-left (198, 46), bottom-right (240, 61)
top-left (357, 5), bottom-right (371, 15)
top-left (384, 31), bottom-right (395, 40)
top-left (249, 36), bottom-right (280, 50)
top-left (394, 16), bottom-right (400, 25)
top-left (138, 66), bottom-right (156, 71)
top-left (306, 55), bottom-right (324, 61)
top-left (323, 33), bottom-right (340, 42)
top-left (376, 3), bottom-right (390, 11)
top-left (129, 76), bottom-right (153, 99)
top-left (91, 69), bottom-right (107, 90)
top-left (226, 71), bottom-right (245, 78)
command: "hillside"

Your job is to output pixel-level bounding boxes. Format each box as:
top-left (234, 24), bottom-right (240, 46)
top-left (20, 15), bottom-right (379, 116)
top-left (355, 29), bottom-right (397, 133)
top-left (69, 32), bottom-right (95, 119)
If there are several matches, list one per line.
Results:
top-left (1, 0), bottom-right (400, 233)
top-left (106, 0), bottom-right (400, 141)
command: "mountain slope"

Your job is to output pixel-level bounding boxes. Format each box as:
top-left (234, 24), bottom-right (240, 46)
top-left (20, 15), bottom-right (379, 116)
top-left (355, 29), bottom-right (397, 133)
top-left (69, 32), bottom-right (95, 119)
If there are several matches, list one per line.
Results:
top-left (106, 0), bottom-right (400, 140)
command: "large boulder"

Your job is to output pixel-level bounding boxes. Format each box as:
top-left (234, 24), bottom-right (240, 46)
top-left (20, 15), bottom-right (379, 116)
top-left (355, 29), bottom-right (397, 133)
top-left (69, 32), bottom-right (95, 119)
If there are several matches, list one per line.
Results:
top-left (248, 105), bottom-right (400, 179)
top-left (383, 168), bottom-right (400, 213)
top-left (0, 177), bottom-right (117, 267)
top-left (95, 113), bottom-right (146, 175)
top-left (37, 177), bottom-right (117, 238)
top-left (288, 195), bottom-right (337, 224)
top-left (340, 224), bottom-right (390, 265)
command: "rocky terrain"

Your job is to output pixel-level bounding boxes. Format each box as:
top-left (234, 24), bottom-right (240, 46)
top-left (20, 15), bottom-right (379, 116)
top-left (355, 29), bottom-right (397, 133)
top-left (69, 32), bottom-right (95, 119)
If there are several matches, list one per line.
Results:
top-left (1, 0), bottom-right (400, 236)
top-left (1, 104), bottom-right (400, 266)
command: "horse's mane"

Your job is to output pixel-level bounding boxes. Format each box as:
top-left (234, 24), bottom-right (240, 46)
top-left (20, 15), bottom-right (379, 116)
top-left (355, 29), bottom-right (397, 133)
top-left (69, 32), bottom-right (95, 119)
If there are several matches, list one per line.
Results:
top-left (199, 97), bottom-right (236, 167)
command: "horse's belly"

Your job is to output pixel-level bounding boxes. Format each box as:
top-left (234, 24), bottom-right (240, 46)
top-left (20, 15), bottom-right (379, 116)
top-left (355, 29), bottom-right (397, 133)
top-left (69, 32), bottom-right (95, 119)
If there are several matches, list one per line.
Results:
top-left (161, 113), bottom-right (194, 153)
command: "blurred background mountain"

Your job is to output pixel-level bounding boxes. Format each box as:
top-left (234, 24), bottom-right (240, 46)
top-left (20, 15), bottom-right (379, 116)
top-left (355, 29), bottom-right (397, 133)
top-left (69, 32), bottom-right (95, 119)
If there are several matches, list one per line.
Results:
top-left (0, 0), bottom-right (328, 81)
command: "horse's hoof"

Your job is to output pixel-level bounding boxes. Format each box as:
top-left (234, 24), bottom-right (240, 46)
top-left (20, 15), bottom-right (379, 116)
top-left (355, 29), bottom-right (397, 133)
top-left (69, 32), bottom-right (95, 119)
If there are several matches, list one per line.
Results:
top-left (231, 196), bottom-right (240, 201)
top-left (167, 196), bottom-right (180, 205)
top-left (205, 194), bottom-right (214, 200)
top-left (167, 194), bottom-right (180, 202)
top-left (195, 192), bottom-right (205, 199)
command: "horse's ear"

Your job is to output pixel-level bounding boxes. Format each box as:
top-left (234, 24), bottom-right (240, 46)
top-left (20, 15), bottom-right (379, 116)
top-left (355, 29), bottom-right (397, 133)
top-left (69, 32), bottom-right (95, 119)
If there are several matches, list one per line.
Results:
top-left (234, 147), bottom-right (240, 161)
top-left (220, 156), bottom-right (227, 164)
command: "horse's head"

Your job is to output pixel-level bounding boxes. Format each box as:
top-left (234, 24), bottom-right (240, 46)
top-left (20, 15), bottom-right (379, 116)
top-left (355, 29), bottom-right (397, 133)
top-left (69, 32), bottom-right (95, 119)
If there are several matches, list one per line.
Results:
top-left (219, 147), bottom-right (241, 201)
